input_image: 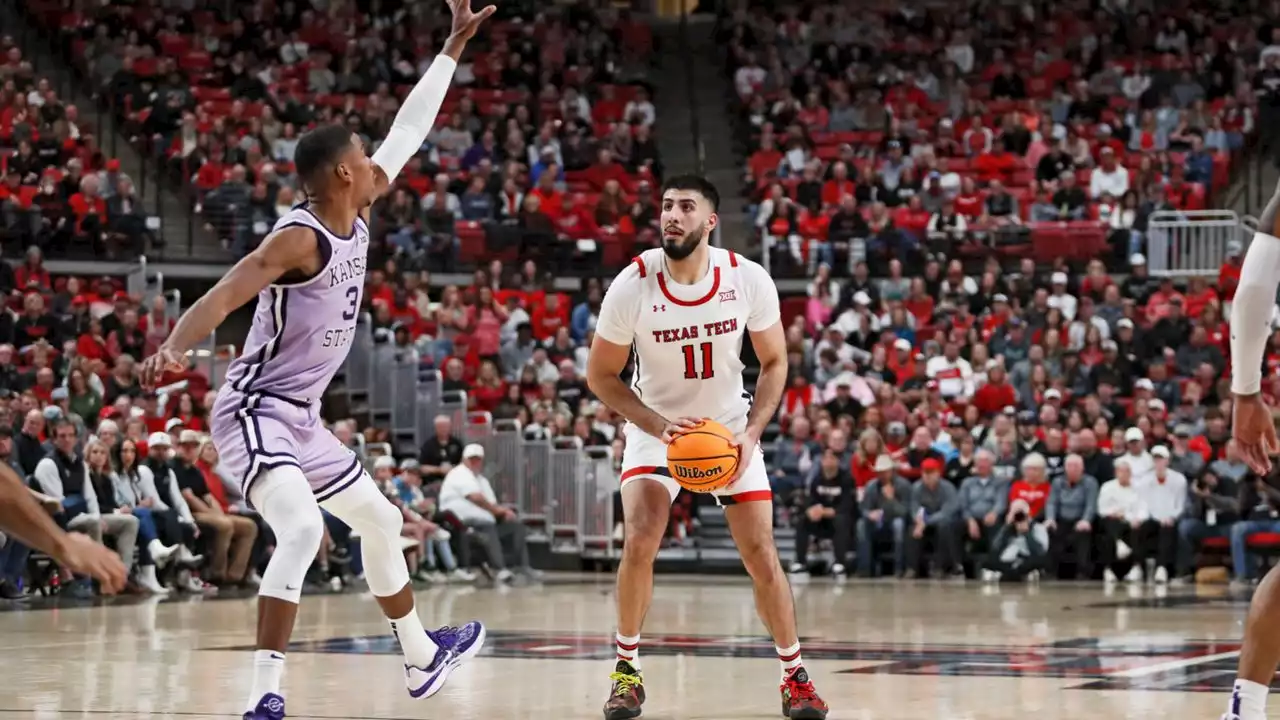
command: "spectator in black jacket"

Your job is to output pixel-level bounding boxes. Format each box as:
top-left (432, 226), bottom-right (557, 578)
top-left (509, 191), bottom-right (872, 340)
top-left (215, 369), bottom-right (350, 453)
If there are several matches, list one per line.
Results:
top-left (981, 500), bottom-right (1048, 582)
top-left (1176, 444), bottom-right (1241, 580)
top-left (14, 408), bottom-right (46, 476)
top-left (787, 449), bottom-right (855, 578)
top-left (418, 414), bottom-right (463, 484)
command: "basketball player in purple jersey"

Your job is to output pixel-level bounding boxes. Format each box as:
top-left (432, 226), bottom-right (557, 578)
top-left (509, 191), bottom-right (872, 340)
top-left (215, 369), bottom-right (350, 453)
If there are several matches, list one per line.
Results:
top-left (138, 2), bottom-right (495, 717)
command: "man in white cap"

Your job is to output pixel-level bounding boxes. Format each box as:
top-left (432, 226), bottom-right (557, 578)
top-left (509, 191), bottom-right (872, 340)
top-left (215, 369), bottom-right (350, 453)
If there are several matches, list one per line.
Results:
top-left (438, 443), bottom-right (536, 583)
top-left (1132, 445), bottom-right (1185, 584)
top-left (1121, 427), bottom-right (1154, 482)
top-left (1047, 272), bottom-right (1077, 322)
top-left (856, 453), bottom-right (911, 577)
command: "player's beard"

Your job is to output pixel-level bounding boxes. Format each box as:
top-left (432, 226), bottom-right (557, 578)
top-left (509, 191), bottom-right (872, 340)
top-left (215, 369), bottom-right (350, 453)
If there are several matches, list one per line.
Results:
top-left (661, 223), bottom-right (706, 261)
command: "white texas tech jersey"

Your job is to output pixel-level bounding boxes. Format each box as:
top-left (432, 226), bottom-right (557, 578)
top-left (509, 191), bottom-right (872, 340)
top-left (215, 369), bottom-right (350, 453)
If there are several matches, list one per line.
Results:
top-left (595, 246), bottom-right (781, 430)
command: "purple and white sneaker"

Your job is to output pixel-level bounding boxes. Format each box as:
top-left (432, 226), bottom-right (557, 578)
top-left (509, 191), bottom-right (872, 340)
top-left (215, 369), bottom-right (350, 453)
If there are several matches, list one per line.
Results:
top-left (404, 621), bottom-right (487, 699)
top-left (242, 693), bottom-right (286, 720)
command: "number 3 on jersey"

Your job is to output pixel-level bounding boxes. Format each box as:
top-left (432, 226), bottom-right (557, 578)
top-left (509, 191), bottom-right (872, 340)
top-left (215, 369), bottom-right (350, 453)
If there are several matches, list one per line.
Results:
top-left (681, 342), bottom-right (714, 380)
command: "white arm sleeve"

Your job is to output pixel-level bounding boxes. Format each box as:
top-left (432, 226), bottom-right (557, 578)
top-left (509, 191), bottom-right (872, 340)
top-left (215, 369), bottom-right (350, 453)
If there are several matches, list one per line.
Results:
top-left (1231, 232), bottom-right (1280, 394)
top-left (370, 55), bottom-right (457, 182)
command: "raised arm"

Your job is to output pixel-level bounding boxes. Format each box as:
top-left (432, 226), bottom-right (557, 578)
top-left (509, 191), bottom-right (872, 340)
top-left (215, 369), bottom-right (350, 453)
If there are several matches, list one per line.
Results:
top-left (139, 227), bottom-right (320, 388)
top-left (1231, 185), bottom-right (1280, 473)
top-left (366, 0), bottom-right (494, 204)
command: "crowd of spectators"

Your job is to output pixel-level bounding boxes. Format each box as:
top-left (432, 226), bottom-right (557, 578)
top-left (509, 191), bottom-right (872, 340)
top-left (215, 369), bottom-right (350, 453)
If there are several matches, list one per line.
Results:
top-left (25, 0), bottom-right (662, 268)
top-left (724, 0), bottom-right (1257, 276)
top-left (0, 38), bottom-right (152, 259)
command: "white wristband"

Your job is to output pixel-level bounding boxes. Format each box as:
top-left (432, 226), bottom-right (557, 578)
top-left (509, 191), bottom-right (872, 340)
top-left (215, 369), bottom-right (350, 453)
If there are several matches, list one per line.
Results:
top-left (370, 54), bottom-right (457, 182)
top-left (1231, 232), bottom-right (1280, 395)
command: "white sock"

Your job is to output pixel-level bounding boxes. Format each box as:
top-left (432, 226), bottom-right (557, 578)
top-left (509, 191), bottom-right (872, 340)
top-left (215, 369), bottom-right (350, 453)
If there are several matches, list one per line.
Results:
top-left (615, 632), bottom-right (640, 669)
top-left (777, 642), bottom-right (803, 682)
top-left (245, 649), bottom-right (285, 712)
top-left (389, 607), bottom-right (440, 668)
top-left (1229, 678), bottom-right (1268, 719)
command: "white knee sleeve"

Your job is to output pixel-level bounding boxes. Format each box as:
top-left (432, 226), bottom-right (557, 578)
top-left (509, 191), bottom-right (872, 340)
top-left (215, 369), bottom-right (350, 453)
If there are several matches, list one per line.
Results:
top-left (320, 472), bottom-right (410, 597)
top-left (252, 466), bottom-right (325, 604)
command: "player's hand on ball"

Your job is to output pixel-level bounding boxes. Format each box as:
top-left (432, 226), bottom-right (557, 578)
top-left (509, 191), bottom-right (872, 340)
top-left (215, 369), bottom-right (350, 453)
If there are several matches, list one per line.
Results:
top-left (139, 345), bottom-right (188, 390)
top-left (658, 417), bottom-right (703, 445)
top-left (727, 429), bottom-right (760, 485)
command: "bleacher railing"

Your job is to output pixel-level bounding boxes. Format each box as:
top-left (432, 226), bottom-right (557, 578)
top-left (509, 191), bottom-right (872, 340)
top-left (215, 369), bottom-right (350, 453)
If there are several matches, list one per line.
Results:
top-left (1146, 210), bottom-right (1251, 277)
top-left (345, 319), bottom-right (620, 558)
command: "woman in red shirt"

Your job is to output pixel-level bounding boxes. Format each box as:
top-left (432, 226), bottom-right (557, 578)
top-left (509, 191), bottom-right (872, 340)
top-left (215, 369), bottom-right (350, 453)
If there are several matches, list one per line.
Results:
top-left (850, 428), bottom-right (888, 489)
top-left (170, 392), bottom-right (206, 432)
top-left (468, 286), bottom-right (509, 362)
top-left (470, 360), bottom-right (507, 413)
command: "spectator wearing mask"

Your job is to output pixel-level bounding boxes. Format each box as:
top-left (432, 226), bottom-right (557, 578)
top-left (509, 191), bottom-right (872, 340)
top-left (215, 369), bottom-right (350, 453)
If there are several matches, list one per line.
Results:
top-left (1134, 445), bottom-right (1187, 584)
top-left (1044, 454), bottom-right (1099, 580)
top-left (906, 458), bottom-right (962, 578)
top-left (788, 449), bottom-right (856, 578)
top-left (857, 454), bottom-right (911, 577)
top-left (958, 449), bottom-right (1008, 568)
top-left (439, 444), bottom-right (539, 583)
top-left (980, 499), bottom-right (1049, 583)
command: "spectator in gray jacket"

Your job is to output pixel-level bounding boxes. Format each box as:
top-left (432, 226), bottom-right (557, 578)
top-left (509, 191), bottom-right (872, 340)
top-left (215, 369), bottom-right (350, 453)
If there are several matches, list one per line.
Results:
top-left (857, 454), bottom-right (911, 577)
top-left (906, 458), bottom-right (962, 578)
top-left (958, 449), bottom-right (1008, 567)
top-left (771, 416), bottom-right (821, 496)
top-left (1044, 453), bottom-right (1099, 579)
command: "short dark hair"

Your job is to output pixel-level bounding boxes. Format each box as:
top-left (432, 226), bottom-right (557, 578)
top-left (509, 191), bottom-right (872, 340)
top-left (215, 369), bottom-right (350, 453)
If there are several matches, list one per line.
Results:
top-left (293, 124), bottom-right (355, 192)
top-left (660, 174), bottom-right (720, 212)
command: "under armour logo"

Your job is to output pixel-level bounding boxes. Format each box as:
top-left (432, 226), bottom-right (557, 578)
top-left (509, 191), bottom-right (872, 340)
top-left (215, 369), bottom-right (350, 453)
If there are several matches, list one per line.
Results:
top-left (265, 697), bottom-right (285, 712)
top-left (653, 304), bottom-right (666, 312)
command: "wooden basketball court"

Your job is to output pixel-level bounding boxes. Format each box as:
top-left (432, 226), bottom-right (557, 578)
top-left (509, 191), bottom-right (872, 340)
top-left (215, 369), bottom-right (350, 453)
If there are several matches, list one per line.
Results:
top-left (0, 576), bottom-right (1256, 719)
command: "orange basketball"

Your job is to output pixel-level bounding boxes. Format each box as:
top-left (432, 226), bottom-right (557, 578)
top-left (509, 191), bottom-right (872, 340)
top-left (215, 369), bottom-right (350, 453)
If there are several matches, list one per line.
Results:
top-left (666, 419), bottom-right (739, 493)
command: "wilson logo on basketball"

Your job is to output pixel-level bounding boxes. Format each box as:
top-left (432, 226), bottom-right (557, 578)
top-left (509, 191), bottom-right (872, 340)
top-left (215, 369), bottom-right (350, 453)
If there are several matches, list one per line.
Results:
top-left (673, 464), bottom-right (722, 479)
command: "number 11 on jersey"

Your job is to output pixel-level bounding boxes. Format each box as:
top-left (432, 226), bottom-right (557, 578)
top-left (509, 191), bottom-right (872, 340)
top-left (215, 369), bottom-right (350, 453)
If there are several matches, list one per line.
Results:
top-left (681, 342), bottom-right (714, 380)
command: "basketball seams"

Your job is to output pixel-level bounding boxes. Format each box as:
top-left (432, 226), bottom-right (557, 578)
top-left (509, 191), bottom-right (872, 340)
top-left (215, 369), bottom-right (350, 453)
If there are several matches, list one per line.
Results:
top-left (666, 418), bottom-right (739, 492)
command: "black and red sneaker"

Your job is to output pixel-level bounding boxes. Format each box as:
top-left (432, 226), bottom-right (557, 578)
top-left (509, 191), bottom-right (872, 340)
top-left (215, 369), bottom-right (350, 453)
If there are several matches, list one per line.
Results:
top-left (603, 659), bottom-right (645, 719)
top-left (780, 666), bottom-right (829, 720)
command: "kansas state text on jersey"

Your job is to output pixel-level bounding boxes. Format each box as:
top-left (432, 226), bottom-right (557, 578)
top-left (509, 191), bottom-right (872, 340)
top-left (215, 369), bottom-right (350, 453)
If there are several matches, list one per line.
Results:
top-left (224, 205), bottom-right (370, 402)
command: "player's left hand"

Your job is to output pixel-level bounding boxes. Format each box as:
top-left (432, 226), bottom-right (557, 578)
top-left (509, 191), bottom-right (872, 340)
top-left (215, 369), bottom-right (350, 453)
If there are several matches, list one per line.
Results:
top-left (139, 345), bottom-right (188, 390)
top-left (446, 0), bottom-right (496, 42)
top-left (727, 429), bottom-right (761, 486)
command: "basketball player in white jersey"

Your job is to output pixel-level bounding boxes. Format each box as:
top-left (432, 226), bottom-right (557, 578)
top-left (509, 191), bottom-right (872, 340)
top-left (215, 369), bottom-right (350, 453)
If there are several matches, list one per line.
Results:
top-left (1224, 184), bottom-right (1280, 720)
top-left (586, 175), bottom-right (829, 720)
top-left (138, 1), bottom-right (493, 718)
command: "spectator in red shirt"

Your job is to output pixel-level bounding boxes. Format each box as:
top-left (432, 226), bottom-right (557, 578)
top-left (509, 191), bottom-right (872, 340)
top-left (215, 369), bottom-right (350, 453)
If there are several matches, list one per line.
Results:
top-left (76, 315), bottom-right (109, 362)
top-left (953, 177), bottom-right (984, 218)
top-left (68, 174), bottom-right (108, 253)
top-left (1218, 241), bottom-right (1244, 302)
top-left (973, 366), bottom-right (1018, 417)
top-left (973, 138), bottom-right (1020, 183)
top-left (584, 148), bottom-right (631, 191)
top-left (528, 170), bottom-right (564, 221)
top-left (531, 292), bottom-right (570, 341)
top-left (14, 246), bottom-right (49, 290)
top-left (821, 161), bottom-right (856, 209)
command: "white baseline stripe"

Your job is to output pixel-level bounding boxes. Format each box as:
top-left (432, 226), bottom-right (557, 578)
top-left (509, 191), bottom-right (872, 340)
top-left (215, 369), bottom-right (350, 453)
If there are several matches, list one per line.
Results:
top-left (1110, 649), bottom-right (1240, 678)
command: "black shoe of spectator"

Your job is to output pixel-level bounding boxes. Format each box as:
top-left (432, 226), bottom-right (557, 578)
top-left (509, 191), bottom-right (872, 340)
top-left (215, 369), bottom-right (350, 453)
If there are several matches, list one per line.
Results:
top-left (0, 580), bottom-right (29, 601)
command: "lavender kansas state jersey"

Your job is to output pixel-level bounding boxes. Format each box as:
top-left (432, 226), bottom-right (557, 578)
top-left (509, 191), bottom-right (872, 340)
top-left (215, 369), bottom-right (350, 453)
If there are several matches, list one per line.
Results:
top-left (210, 205), bottom-right (369, 505)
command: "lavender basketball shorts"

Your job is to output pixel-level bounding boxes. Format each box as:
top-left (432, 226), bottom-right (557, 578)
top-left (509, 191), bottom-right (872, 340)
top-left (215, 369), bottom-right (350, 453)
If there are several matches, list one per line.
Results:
top-left (211, 389), bottom-right (363, 506)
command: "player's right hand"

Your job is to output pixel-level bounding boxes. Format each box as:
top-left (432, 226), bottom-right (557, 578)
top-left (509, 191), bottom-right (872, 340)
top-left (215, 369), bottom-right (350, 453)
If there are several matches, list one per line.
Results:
top-left (658, 417), bottom-right (703, 445)
top-left (139, 345), bottom-right (188, 390)
top-left (55, 532), bottom-right (128, 594)
top-left (1234, 393), bottom-right (1280, 475)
